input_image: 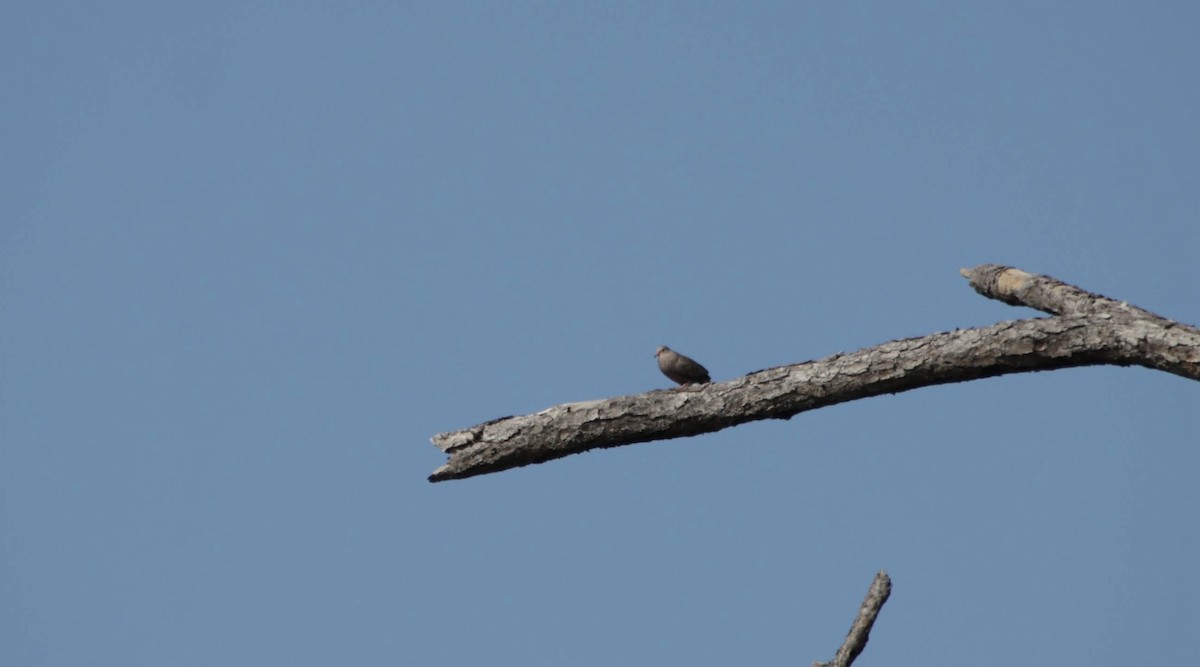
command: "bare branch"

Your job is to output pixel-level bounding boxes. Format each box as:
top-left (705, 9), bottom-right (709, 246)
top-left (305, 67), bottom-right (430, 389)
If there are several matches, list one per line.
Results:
top-left (961, 264), bottom-right (1174, 319)
top-left (815, 571), bottom-right (892, 667)
top-left (429, 265), bottom-right (1199, 482)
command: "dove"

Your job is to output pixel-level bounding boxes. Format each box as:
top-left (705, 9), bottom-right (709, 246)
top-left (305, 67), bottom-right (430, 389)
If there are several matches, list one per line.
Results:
top-left (655, 345), bottom-right (711, 386)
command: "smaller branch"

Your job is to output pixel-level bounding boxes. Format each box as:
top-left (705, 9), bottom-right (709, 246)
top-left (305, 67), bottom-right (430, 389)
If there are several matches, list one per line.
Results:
top-left (815, 571), bottom-right (892, 667)
top-left (960, 264), bottom-right (1172, 320)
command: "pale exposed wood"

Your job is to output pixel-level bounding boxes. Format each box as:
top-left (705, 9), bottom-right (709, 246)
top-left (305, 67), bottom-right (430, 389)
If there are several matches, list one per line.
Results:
top-left (429, 265), bottom-right (1199, 482)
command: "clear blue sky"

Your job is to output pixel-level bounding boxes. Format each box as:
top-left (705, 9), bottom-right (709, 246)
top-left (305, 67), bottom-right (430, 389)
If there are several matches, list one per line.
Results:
top-left (3, 2), bottom-right (1197, 665)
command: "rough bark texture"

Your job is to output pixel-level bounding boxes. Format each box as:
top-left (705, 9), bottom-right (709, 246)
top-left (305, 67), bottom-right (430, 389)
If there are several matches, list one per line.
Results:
top-left (429, 265), bottom-right (1199, 482)
top-left (814, 571), bottom-right (892, 667)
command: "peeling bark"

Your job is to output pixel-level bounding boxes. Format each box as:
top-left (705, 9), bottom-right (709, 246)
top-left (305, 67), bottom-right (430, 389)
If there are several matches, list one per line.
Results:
top-left (429, 265), bottom-right (1199, 482)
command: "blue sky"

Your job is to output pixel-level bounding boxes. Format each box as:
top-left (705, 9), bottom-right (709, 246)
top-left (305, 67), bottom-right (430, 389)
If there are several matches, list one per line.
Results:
top-left (2, 2), bottom-right (1197, 665)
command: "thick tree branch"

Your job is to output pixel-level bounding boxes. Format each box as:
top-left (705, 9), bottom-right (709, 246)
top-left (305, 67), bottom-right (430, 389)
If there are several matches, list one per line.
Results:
top-left (815, 571), bottom-right (892, 667)
top-left (429, 265), bottom-right (1199, 482)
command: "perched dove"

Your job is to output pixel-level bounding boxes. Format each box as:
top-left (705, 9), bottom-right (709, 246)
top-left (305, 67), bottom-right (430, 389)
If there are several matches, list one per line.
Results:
top-left (655, 345), bottom-right (711, 386)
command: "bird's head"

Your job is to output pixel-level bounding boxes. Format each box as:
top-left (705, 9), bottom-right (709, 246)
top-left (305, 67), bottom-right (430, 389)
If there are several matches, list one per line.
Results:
top-left (655, 345), bottom-right (670, 358)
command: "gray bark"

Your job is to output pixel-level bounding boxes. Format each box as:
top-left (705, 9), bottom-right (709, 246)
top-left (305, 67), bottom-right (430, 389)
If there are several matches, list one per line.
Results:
top-left (429, 265), bottom-right (1200, 482)
top-left (815, 571), bottom-right (892, 667)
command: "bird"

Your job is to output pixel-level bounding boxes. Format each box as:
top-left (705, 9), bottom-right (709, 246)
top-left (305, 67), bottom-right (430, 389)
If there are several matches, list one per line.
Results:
top-left (655, 345), bottom-right (711, 386)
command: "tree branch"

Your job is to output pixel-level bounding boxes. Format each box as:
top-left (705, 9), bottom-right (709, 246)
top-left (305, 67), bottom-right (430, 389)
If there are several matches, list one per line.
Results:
top-left (815, 571), bottom-right (892, 667)
top-left (429, 265), bottom-right (1199, 482)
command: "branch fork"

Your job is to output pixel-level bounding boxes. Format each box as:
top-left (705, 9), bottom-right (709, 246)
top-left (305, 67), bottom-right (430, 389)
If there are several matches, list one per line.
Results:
top-left (429, 265), bottom-right (1199, 482)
